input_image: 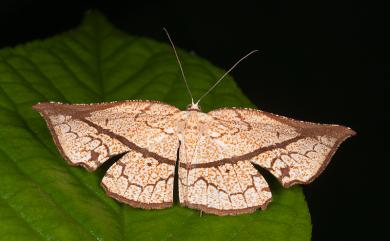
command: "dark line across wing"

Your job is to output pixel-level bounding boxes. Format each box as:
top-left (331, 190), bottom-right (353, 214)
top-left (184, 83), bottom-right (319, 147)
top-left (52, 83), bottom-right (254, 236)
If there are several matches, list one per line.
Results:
top-left (181, 136), bottom-right (304, 169)
top-left (79, 118), bottom-right (177, 166)
top-left (80, 116), bottom-right (306, 169)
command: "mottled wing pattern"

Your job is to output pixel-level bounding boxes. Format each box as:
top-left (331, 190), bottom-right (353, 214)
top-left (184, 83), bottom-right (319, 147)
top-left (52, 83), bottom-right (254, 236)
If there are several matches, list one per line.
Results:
top-left (33, 100), bottom-right (180, 171)
top-left (178, 108), bottom-right (354, 215)
top-left (208, 108), bottom-right (356, 187)
top-left (177, 110), bottom-right (274, 216)
top-left (101, 149), bottom-right (175, 208)
top-left (34, 102), bottom-right (128, 171)
top-left (34, 100), bottom-right (354, 215)
top-left (34, 100), bottom-right (180, 208)
top-left (179, 159), bottom-right (272, 215)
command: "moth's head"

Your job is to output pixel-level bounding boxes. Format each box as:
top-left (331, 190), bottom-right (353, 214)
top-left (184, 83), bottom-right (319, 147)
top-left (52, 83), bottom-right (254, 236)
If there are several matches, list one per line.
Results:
top-left (186, 103), bottom-right (201, 111)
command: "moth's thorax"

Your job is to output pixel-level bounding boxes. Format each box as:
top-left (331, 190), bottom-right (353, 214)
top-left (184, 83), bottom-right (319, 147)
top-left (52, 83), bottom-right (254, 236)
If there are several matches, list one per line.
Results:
top-left (175, 111), bottom-right (211, 165)
top-left (175, 111), bottom-right (211, 140)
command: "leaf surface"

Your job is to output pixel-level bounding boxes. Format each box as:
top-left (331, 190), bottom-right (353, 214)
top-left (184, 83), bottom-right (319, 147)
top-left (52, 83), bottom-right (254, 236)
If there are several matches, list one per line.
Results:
top-left (0, 11), bottom-right (311, 241)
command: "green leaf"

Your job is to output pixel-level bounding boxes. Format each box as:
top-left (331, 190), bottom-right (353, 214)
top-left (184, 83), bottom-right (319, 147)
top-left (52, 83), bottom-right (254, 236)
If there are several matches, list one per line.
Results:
top-left (0, 11), bottom-right (311, 241)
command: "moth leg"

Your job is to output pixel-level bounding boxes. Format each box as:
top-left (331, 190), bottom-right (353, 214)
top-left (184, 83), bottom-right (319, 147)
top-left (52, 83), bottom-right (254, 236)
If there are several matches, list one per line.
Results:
top-left (179, 161), bottom-right (272, 216)
top-left (101, 150), bottom-right (175, 209)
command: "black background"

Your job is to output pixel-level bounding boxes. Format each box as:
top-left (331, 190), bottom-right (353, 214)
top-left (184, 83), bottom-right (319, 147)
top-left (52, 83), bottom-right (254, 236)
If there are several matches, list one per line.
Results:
top-left (1, 1), bottom-right (385, 241)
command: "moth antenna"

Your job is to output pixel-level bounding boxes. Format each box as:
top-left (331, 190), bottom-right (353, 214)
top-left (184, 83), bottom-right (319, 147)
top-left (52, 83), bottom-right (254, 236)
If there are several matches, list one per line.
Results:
top-left (163, 28), bottom-right (194, 105)
top-left (195, 49), bottom-right (259, 105)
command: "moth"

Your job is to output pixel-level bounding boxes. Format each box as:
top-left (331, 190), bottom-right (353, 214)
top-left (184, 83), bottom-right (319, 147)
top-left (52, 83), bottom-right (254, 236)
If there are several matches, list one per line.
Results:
top-left (33, 30), bottom-right (355, 216)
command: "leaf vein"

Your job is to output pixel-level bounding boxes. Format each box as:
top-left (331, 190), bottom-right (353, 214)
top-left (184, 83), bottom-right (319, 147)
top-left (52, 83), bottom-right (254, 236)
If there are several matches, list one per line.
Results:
top-left (0, 149), bottom-right (97, 241)
top-left (0, 195), bottom-right (46, 241)
top-left (0, 84), bottom-right (119, 215)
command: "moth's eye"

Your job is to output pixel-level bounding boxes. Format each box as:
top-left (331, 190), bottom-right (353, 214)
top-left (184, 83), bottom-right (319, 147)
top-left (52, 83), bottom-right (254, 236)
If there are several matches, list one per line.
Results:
top-left (186, 104), bottom-right (201, 110)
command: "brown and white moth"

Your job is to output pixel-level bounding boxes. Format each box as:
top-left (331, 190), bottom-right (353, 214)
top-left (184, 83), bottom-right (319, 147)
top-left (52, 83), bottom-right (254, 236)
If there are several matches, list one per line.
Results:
top-left (33, 30), bottom-right (355, 216)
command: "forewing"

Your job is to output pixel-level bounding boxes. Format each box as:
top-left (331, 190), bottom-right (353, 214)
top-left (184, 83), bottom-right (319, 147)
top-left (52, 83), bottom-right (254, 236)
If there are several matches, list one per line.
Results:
top-left (208, 108), bottom-right (355, 187)
top-left (33, 100), bottom-right (180, 171)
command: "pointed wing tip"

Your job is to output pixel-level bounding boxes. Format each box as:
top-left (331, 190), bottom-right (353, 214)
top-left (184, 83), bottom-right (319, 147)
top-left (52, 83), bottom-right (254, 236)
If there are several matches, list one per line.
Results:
top-left (339, 126), bottom-right (357, 143)
top-left (32, 103), bottom-right (49, 114)
top-left (32, 102), bottom-right (64, 112)
top-left (329, 124), bottom-right (356, 140)
top-left (346, 127), bottom-right (357, 137)
top-left (32, 103), bottom-right (44, 111)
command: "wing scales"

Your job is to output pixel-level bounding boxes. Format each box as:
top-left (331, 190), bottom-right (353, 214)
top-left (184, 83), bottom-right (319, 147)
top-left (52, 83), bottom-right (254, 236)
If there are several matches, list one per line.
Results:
top-left (101, 150), bottom-right (175, 208)
top-left (33, 100), bottom-right (180, 171)
top-left (178, 107), bottom-right (354, 215)
top-left (179, 161), bottom-right (271, 215)
top-left (207, 108), bottom-right (355, 186)
top-left (34, 101), bottom-right (354, 215)
top-left (34, 107), bottom-right (129, 171)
